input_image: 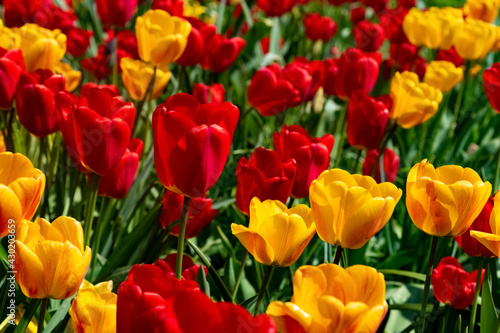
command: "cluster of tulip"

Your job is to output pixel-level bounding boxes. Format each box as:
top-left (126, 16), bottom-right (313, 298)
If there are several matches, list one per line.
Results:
top-left (1, 0), bottom-right (500, 332)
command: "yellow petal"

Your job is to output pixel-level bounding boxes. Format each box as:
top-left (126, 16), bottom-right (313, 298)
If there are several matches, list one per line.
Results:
top-left (231, 223), bottom-right (274, 266)
top-left (0, 185), bottom-right (22, 237)
top-left (345, 266), bottom-right (387, 308)
top-left (47, 216), bottom-right (84, 251)
top-left (266, 301), bottom-right (311, 333)
top-left (248, 197), bottom-right (287, 230)
top-left (14, 241), bottom-right (45, 299)
top-left (470, 231), bottom-right (500, 257)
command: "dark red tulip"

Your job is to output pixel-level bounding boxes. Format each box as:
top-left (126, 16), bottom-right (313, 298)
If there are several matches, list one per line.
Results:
top-left (322, 58), bottom-right (339, 96)
top-left (116, 30), bottom-right (140, 60)
top-left (80, 82), bottom-right (120, 98)
top-left (351, 7), bottom-right (366, 25)
top-left (201, 34), bottom-right (246, 73)
top-left (455, 196), bottom-right (496, 257)
top-left (62, 26), bottom-right (93, 58)
top-left (361, 0), bottom-right (388, 12)
top-left (159, 190), bottom-right (218, 238)
top-left (235, 147), bottom-right (296, 215)
top-left (390, 42), bottom-right (418, 67)
top-left (3, 0), bottom-right (44, 27)
top-left (82, 45), bottom-right (130, 81)
top-left (379, 8), bottom-right (409, 44)
top-left (347, 90), bottom-right (390, 150)
top-left (328, 0), bottom-right (356, 5)
top-left (273, 125), bottom-right (334, 199)
top-left (151, 0), bottom-right (184, 16)
top-left (437, 47), bottom-right (464, 68)
top-left (353, 21), bottom-right (386, 52)
top-left (156, 254), bottom-right (207, 282)
top-left (95, 0), bottom-right (138, 27)
top-left (153, 93), bottom-right (239, 198)
top-left (177, 18), bottom-right (217, 67)
top-left (431, 257), bottom-right (484, 310)
top-left (16, 69), bottom-right (65, 137)
top-left (98, 138), bottom-right (143, 199)
top-left (0, 48), bottom-right (25, 110)
top-left (483, 63), bottom-right (500, 113)
top-left (362, 148), bottom-right (400, 183)
top-left (292, 57), bottom-right (324, 101)
top-left (256, 0), bottom-right (297, 17)
top-left (397, 0), bottom-right (415, 9)
top-left (193, 83), bottom-right (225, 105)
top-left (303, 13), bottom-right (337, 42)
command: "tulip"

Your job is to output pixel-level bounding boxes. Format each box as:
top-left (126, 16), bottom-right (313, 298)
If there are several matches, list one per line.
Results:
top-left (431, 257), bottom-right (484, 309)
top-left (0, 152), bottom-right (45, 238)
top-left (95, 0), bottom-right (138, 27)
top-left (389, 71), bottom-right (443, 129)
top-left (159, 190), bottom-right (217, 238)
top-left (116, 30), bottom-right (139, 60)
top-left (455, 196), bottom-right (495, 257)
top-left (310, 169), bottom-right (402, 249)
top-left (15, 69), bottom-right (65, 137)
top-left (303, 14), bottom-right (337, 42)
top-left (380, 8), bottom-right (409, 44)
top-left (16, 24), bottom-right (67, 72)
top-left (361, 0), bottom-right (388, 12)
top-left (256, 0), bottom-right (297, 17)
top-left (291, 57), bottom-right (324, 101)
top-left (464, 0), bottom-right (500, 23)
top-left (62, 26), bottom-right (92, 58)
top-left (424, 61), bottom-right (464, 93)
top-left (153, 93), bottom-right (238, 198)
top-left (135, 9), bottom-right (191, 66)
top-left (437, 47), bottom-right (465, 67)
top-left (397, 0), bottom-right (415, 8)
top-left (362, 148), bottom-right (400, 183)
top-left (14, 217), bottom-right (91, 299)
top-left (120, 58), bottom-right (171, 101)
top-left (98, 139), bottom-right (143, 199)
top-left (201, 34), bottom-right (246, 73)
top-left (69, 280), bottom-right (117, 333)
top-left (347, 90), bottom-right (390, 150)
top-left (176, 17), bottom-right (216, 67)
top-left (192, 83), bottom-right (225, 104)
top-left (483, 63), bottom-right (500, 113)
top-left (406, 160), bottom-right (492, 237)
top-left (236, 147), bottom-right (297, 215)
top-left (53, 62), bottom-right (81, 92)
top-left (152, 0), bottom-right (184, 17)
top-left (273, 125), bottom-right (334, 199)
top-left (353, 21), bottom-right (386, 53)
top-left (231, 198), bottom-right (315, 266)
top-left (0, 23), bottom-right (20, 50)
top-left (0, 48), bottom-right (25, 110)
top-left (2, 0), bottom-right (44, 27)
top-left (471, 195), bottom-right (500, 257)
top-left (454, 18), bottom-right (497, 60)
top-left (82, 45), bottom-right (130, 81)
top-left (351, 7), bottom-right (366, 25)
top-left (267, 264), bottom-right (388, 332)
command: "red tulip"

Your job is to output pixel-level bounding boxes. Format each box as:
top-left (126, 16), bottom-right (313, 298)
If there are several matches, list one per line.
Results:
top-left (16, 69), bottom-right (65, 137)
top-left (177, 18), bottom-right (217, 67)
top-left (273, 125), bottom-right (334, 199)
top-left (437, 47), bottom-right (464, 68)
top-left (351, 7), bottom-right (366, 25)
top-left (159, 190), bottom-right (218, 238)
top-left (201, 34), bottom-right (246, 73)
top-left (303, 13), bottom-right (337, 42)
top-left (379, 8), bottom-right (409, 44)
top-left (390, 42), bottom-right (418, 67)
top-left (236, 147), bottom-right (296, 215)
top-left (328, 0), bottom-right (356, 5)
top-left (0, 48), bottom-right (25, 110)
top-left (431, 257), bottom-right (484, 310)
top-left (483, 63), bottom-right (500, 113)
top-left (29, 1), bottom-right (76, 30)
top-left (362, 148), bottom-right (400, 183)
top-left (3, 0), bottom-right (44, 27)
top-left (455, 196), bottom-right (496, 257)
top-left (98, 138), bottom-right (143, 199)
top-left (361, 0), bottom-right (388, 12)
top-left (82, 45), bottom-right (130, 81)
top-left (292, 57), bottom-right (324, 101)
top-left (193, 83), bottom-right (225, 105)
top-left (95, 0), bottom-right (138, 27)
top-left (322, 58), bottom-right (339, 96)
top-left (151, 0), bottom-right (184, 16)
top-left (62, 26), bottom-right (93, 58)
top-left (347, 90), bottom-right (390, 151)
top-left (116, 30), bottom-right (140, 60)
top-left (397, 0), bottom-right (415, 9)
top-left (153, 93), bottom-right (239, 198)
top-left (353, 21), bottom-right (386, 52)
top-left (256, 0), bottom-right (297, 17)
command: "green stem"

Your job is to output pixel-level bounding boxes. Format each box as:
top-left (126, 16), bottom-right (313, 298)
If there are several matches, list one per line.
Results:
top-left (494, 141), bottom-right (500, 193)
top-left (37, 298), bottom-right (48, 333)
top-left (352, 149), bottom-right (362, 173)
top-left (287, 197), bottom-right (295, 209)
top-left (371, 121), bottom-right (398, 178)
top-left (83, 173), bottom-right (100, 248)
top-left (133, 66), bottom-right (157, 137)
top-left (447, 61), bottom-right (471, 141)
top-left (333, 102), bottom-right (348, 167)
top-left (495, 312), bottom-right (500, 333)
top-left (333, 245), bottom-right (343, 265)
top-left (254, 265), bottom-right (274, 316)
top-left (176, 196), bottom-right (191, 280)
top-left (469, 257), bottom-right (484, 331)
top-left (112, 34), bottom-right (118, 88)
top-left (417, 122), bottom-right (429, 161)
top-left (231, 250), bottom-right (248, 299)
top-left (38, 137), bottom-right (45, 172)
top-left (418, 236), bottom-right (438, 333)
top-left (91, 196), bottom-right (108, 281)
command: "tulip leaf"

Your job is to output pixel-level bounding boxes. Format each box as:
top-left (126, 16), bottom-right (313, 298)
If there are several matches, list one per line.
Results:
top-left (240, 295), bottom-right (258, 310)
top-left (378, 269), bottom-right (426, 282)
top-left (480, 264), bottom-right (498, 333)
top-left (211, 198), bottom-right (236, 210)
top-left (13, 299), bottom-right (41, 333)
top-left (196, 265), bottom-right (211, 297)
top-left (44, 297), bottom-right (74, 333)
top-left (217, 225), bottom-right (236, 259)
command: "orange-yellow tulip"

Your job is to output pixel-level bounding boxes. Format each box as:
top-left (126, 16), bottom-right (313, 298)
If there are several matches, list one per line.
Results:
top-left (424, 61), bottom-right (464, 93)
top-left (231, 198), bottom-right (315, 267)
top-left (0, 152), bottom-right (45, 238)
top-left (406, 160), bottom-right (492, 237)
top-left (120, 58), bottom-right (171, 101)
top-left (0, 20), bottom-right (20, 50)
top-left (14, 217), bottom-right (91, 299)
top-left (267, 264), bottom-right (388, 333)
top-left (309, 169), bottom-right (402, 249)
top-left (54, 62), bottom-right (81, 92)
top-left (471, 194), bottom-right (500, 257)
top-left (69, 280), bottom-right (117, 333)
top-left (464, 0), bottom-right (500, 23)
top-left (454, 18), bottom-right (497, 60)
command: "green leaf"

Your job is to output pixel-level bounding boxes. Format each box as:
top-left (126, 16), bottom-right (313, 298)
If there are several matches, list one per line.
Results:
top-left (378, 269), bottom-right (427, 282)
top-left (240, 295), bottom-right (258, 310)
top-left (196, 265), bottom-right (210, 297)
top-left (44, 297), bottom-right (74, 333)
top-left (14, 299), bottom-right (41, 333)
top-left (480, 264), bottom-right (498, 333)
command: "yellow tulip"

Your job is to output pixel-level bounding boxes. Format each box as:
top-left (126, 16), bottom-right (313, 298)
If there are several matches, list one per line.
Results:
top-left (184, 2), bottom-right (206, 18)
top-left (471, 194), bottom-right (500, 257)
top-left (54, 62), bottom-right (81, 92)
top-left (309, 169), bottom-right (402, 250)
top-left (406, 160), bottom-right (492, 237)
top-left (14, 217), bottom-right (91, 299)
top-left (0, 21), bottom-right (20, 50)
top-left (464, 0), bottom-right (500, 23)
top-left (120, 58), bottom-right (171, 101)
top-left (0, 152), bottom-right (45, 238)
top-left (69, 280), bottom-right (117, 333)
top-left (135, 9), bottom-right (191, 66)
top-left (15, 24), bottom-right (66, 72)
top-left (231, 198), bottom-right (315, 267)
top-left (402, 7), bottom-right (463, 50)
top-left (454, 18), bottom-right (497, 60)
top-left (0, 132), bottom-right (5, 153)
top-left (389, 71), bottom-right (443, 129)
top-left (424, 61), bottom-right (464, 93)
top-left (267, 264), bottom-right (388, 333)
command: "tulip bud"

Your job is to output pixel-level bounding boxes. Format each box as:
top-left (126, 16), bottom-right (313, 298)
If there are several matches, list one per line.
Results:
top-left (176, 18), bottom-right (216, 67)
top-left (483, 63), bottom-right (500, 113)
top-left (303, 13), bottom-right (337, 42)
top-left (380, 8), bottom-right (410, 44)
top-left (362, 148), bottom-right (400, 183)
top-left (192, 83), bottom-right (225, 104)
top-left (0, 48), bottom-right (24, 110)
top-left (256, 0), bottom-right (297, 17)
top-left (353, 21), bottom-right (386, 52)
top-left (200, 34), bottom-right (246, 73)
top-left (95, 0), bottom-right (138, 27)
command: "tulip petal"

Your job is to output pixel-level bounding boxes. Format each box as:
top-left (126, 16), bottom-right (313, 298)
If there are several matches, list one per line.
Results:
top-left (266, 302), bottom-right (310, 333)
top-left (0, 185), bottom-right (22, 237)
top-left (231, 224), bottom-right (274, 266)
top-left (47, 216), bottom-right (84, 251)
top-left (470, 231), bottom-right (500, 257)
top-left (15, 240), bottom-right (45, 298)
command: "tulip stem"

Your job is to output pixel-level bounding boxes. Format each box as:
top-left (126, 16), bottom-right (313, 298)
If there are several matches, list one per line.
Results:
top-left (494, 310), bottom-right (500, 333)
top-left (333, 102), bottom-right (348, 167)
top-left (254, 265), bottom-right (273, 316)
top-left (469, 257), bottom-right (484, 331)
top-left (352, 149), bottom-right (362, 173)
top-left (232, 250), bottom-right (248, 299)
top-left (371, 121), bottom-right (398, 179)
top-left (83, 173), bottom-right (100, 248)
top-left (176, 196), bottom-right (191, 280)
top-left (447, 61), bottom-right (471, 143)
top-left (133, 66), bottom-right (157, 137)
top-left (333, 245), bottom-right (343, 265)
top-left (37, 298), bottom-right (48, 333)
top-left (418, 236), bottom-right (438, 333)
top-left (494, 141), bottom-right (500, 193)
